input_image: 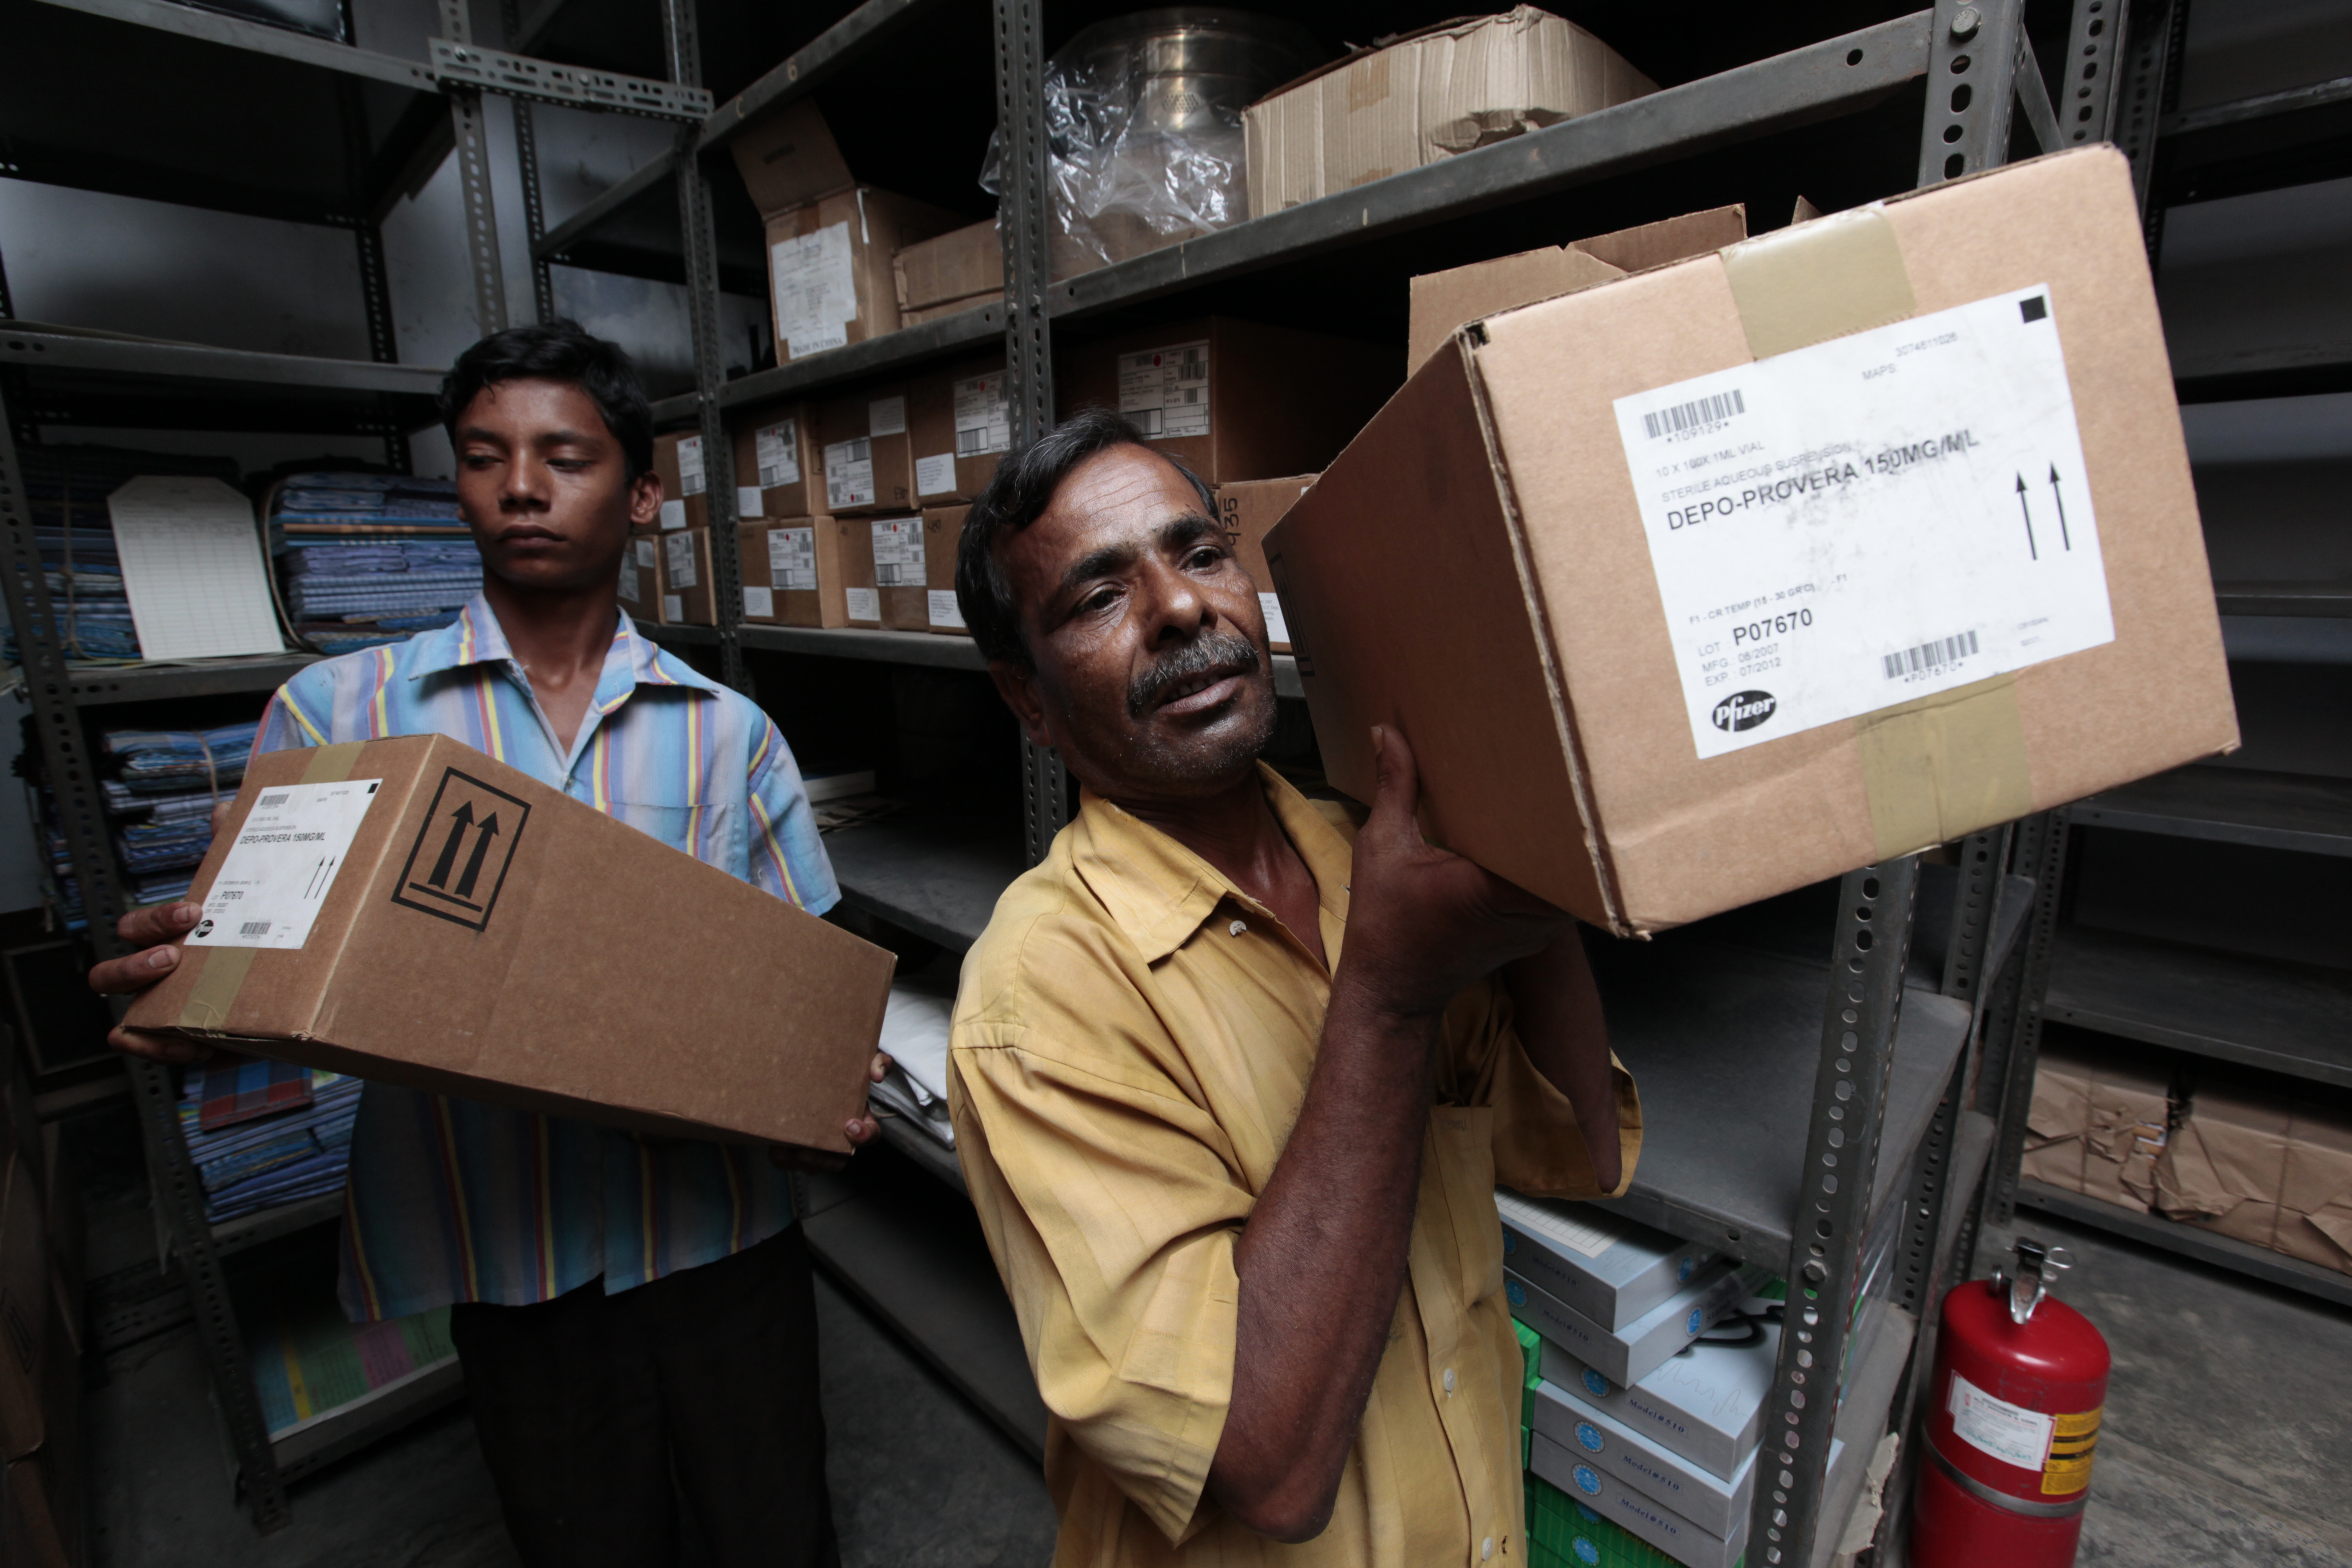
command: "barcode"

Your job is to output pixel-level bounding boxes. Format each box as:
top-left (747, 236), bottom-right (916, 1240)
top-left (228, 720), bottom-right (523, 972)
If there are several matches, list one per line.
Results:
top-left (957, 430), bottom-right (985, 456)
top-left (1179, 348), bottom-right (1204, 377)
top-left (1643, 389), bottom-right (1746, 439)
top-left (838, 438), bottom-right (869, 463)
top-left (1882, 629), bottom-right (1980, 679)
top-left (239, 921), bottom-right (272, 937)
top-left (258, 792), bottom-right (290, 808)
top-left (877, 565), bottom-right (908, 585)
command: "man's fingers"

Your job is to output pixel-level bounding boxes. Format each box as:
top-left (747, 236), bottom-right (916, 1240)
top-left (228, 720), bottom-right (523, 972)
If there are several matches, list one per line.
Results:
top-left (869, 1052), bottom-right (893, 1083)
top-left (113, 901), bottom-right (200, 951)
top-left (1364, 724), bottom-right (1422, 843)
top-left (89, 943), bottom-right (183, 996)
top-left (209, 801), bottom-right (233, 836)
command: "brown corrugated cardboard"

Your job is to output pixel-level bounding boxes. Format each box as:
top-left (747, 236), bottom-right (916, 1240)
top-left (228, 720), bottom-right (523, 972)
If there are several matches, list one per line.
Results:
top-left (1060, 317), bottom-right (1399, 485)
top-left (903, 293), bottom-right (1001, 327)
top-left (1245, 6), bottom-right (1655, 216)
top-left (734, 407), bottom-right (820, 522)
top-left (617, 535), bottom-right (662, 624)
top-left (2019, 1040), bottom-right (2171, 1212)
top-left (814, 387), bottom-right (916, 516)
top-left (908, 359), bottom-right (1010, 505)
top-left (739, 516), bottom-right (853, 628)
top-left (1406, 205), bottom-right (1749, 373)
top-left (0, 1153), bottom-right (46, 1462)
top-left (651, 431), bottom-right (708, 533)
top-left (838, 511), bottom-right (882, 629)
top-left (728, 98), bottom-right (854, 218)
top-left (870, 516), bottom-right (931, 632)
top-left (2156, 1075), bottom-right (2352, 1274)
top-left (921, 506), bottom-right (970, 635)
top-left (122, 735), bottom-right (895, 1149)
top-left (659, 525), bottom-right (716, 627)
top-left (1265, 148), bottom-right (2239, 934)
top-left (895, 218), bottom-right (1002, 314)
top-left (763, 190), bottom-right (963, 366)
top-left (1214, 476), bottom-right (1315, 654)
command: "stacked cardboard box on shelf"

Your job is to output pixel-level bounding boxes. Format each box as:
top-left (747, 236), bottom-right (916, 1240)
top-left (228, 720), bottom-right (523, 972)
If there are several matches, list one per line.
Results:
top-left (1214, 476), bottom-right (1315, 653)
top-left (915, 508), bottom-right (970, 635)
top-left (618, 535), bottom-right (661, 623)
top-left (1244, 6), bottom-right (1655, 217)
top-left (895, 219), bottom-right (1002, 326)
top-left (652, 431), bottom-right (708, 533)
top-left (2019, 1037), bottom-right (2172, 1213)
top-left (730, 101), bottom-right (966, 366)
top-left (2155, 1070), bottom-right (2352, 1275)
top-left (909, 359), bottom-right (1011, 506)
top-left (659, 526), bottom-right (717, 627)
top-left (738, 517), bottom-right (875, 629)
top-left (815, 387), bottom-right (916, 516)
top-left (735, 408), bottom-right (822, 522)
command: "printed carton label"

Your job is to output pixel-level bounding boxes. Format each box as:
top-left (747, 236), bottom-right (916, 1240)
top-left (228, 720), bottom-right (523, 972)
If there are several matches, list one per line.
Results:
top-left (869, 395), bottom-right (907, 437)
top-left (664, 530), bottom-right (698, 590)
top-left (736, 485), bottom-right (763, 517)
top-left (1259, 592), bottom-right (1290, 646)
top-left (676, 435), bottom-right (704, 496)
top-left (188, 779), bottom-right (382, 950)
top-left (662, 592), bottom-right (683, 622)
top-left (658, 499), bottom-right (686, 531)
top-left (1118, 340), bottom-right (1210, 439)
top-left (928, 589), bottom-right (966, 629)
top-left (915, 452), bottom-right (957, 497)
top-left (825, 438), bottom-right (875, 509)
top-left (845, 586), bottom-right (879, 622)
top-left (954, 371), bottom-right (1012, 456)
top-left (742, 585), bottom-right (774, 619)
top-left (755, 419), bottom-right (802, 487)
top-left (617, 552), bottom-right (640, 606)
top-left (770, 526), bottom-right (818, 592)
top-left (772, 222), bottom-right (856, 358)
top-left (872, 518), bottom-right (925, 586)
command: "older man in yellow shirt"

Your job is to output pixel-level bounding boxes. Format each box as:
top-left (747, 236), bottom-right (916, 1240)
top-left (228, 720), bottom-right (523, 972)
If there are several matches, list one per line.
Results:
top-left (946, 408), bottom-right (1641, 1568)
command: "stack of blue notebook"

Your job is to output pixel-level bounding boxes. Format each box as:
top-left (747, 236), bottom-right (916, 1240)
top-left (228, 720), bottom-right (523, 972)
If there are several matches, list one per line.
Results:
top-left (271, 473), bottom-right (480, 654)
top-left (178, 1057), bottom-right (364, 1224)
top-left (44, 720), bottom-right (258, 922)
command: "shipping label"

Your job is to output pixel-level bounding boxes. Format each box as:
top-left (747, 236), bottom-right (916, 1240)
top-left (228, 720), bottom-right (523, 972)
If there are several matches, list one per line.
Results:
top-left (742, 585), bottom-right (774, 620)
top-left (1259, 592), bottom-right (1290, 646)
top-left (662, 593), bottom-right (683, 622)
top-left (954, 371), bottom-right (1012, 456)
top-left (771, 222), bottom-right (857, 359)
top-left (1118, 340), bottom-right (1210, 439)
top-left (770, 526), bottom-right (818, 592)
top-left (869, 395), bottom-right (907, 437)
top-left (872, 518), bottom-right (924, 586)
top-left (664, 529), bottom-right (697, 590)
top-left (676, 435), bottom-right (704, 496)
top-left (188, 779), bottom-right (382, 950)
top-left (845, 586), bottom-right (879, 622)
top-left (928, 589), bottom-right (966, 629)
top-left (755, 419), bottom-right (802, 487)
top-left (616, 550), bottom-right (640, 606)
top-left (736, 485), bottom-right (762, 518)
top-left (658, 499), bottom-right (686, 531)
top-left (1611, 285), bottom-right (2114, 760)
top-left (914, 453), bottom-right (957, 497)
top-left (825, 437), bottom-right (875, 510)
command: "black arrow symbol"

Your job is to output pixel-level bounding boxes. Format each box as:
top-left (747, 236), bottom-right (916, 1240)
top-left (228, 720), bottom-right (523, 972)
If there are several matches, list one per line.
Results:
top-left (2048, 463), bottom-right (2071, 551)
top-left (427, 801), bottom-right (473, 887)
top-left (2016, 473), bottom-right (2038, 561)
top-left (454, 812), bottom-right (500, 899)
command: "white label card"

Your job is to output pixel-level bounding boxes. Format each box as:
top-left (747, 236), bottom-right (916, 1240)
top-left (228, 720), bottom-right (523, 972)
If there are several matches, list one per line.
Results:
top-left (617, 553), bottom-right (640, 605)
top-left (770, 527), bottom-right (817, 591)
top-left (1118, 341), bottom-right (1210, 439)
top-left (189, 779), bottom-right (382, 950)
top-left (755, 420), bottom-right (802, 487)
top-left (1948, 1372), bottom-right (2053, 1471)
top-left (662, 593), bottom-right (684, 622)
top-left (742, 585), bottom-right (774, 619)
top-left (845, 587), bottom-right (880, 622)
top-left (658, 499), bottom-right (686, 531)
top-left (664, 530), bottom-right (697, 589)
top-left (953, 372), bottom-right (1012, 456)
top-left (1259, 591), bottom-right (1290, 647)
top-left (736, 486), bottom-right (763, 518)
top-left (914, 452), bottom-right (957, 497)
top-left (676, 435), bottom-right (705, 496)
top-left (869, 395), bottom-right (907, 437)
top-left (928, 589), bottom-right (965, 629)
top-left (872, 518), bottom-right (924, 585)
top-left (825, 438), bottom-right (874, 510)
top-left (1611, 285), bottom-right (2114, 760)
top-left (772, 222), bottom-right (856, 359)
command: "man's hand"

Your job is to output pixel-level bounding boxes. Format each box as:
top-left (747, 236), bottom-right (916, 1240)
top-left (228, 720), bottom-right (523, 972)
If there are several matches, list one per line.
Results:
top-left (89, 901), bottom-right (210, 1065)
top-left (768, 1051), bottom-right (894, 1173)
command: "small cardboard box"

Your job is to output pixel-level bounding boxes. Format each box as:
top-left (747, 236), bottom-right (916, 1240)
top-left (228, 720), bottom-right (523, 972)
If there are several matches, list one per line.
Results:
top-left (740, 517), bottom-right (851, 629)
top-left (658, 525), bottom-right (717, 627)
top-left (762, 191), bottom-right (965, 366)
top-left (1408, 205), bottom-right (1749, 374)
top-left (0, 1153), bottom-right (46, 1463)
top-left (896, 218), bottom-right (1002, 315)
top-left (617, 536), bottom-right (662, 624)
top-left (1213, 475), bottom-right (1314, 653)
top-left (1506, 1261), bottom-right (1763, 1388)
top-left (729, 98), bottom-right (850, 218)
top-left (1532, 1378), bottom-right (1755, 1539)
top-left (1245, 6), bottom-right (1656, 217)
top-left (920, 506), bottom-right (970, 635)
top-left (904, 294), bottom-right (999, 327)
top-left (1059, 317), bottom-right (1399, 485)
top-left (1538, 1292), bottom-right (1777, 1481)
top-left (123, 735), bottom-right (895, 1148)
top-left (908, 359), bottom-right (1011, 505)
top-left (652, 431), bottom-right (708, 533)
top-left (735, 407), bottom-right (821, 522)
top-left (1498, 1189), bottom-right (1715, 1333)
top-left (2156, 1075), bottom-right (2352, 1274)
top-left (1266, 148), bottom-right (2239, 935)
top-left (2021, 1038), bottom-right (2171, 1212)
top-left (815, 388), bottom-right (916, 516)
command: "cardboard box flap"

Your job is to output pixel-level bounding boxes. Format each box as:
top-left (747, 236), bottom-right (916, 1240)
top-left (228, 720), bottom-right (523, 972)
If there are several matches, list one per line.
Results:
top-left (731, 98), bottom-right (856, 217)
top-left (1571, 204), bottom-right (1749, 276)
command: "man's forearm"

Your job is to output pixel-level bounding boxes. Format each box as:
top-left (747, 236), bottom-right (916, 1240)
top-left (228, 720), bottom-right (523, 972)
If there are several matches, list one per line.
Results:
top-left (1206, 979), bottom-right (1436, 1541)
top-left (1505, 926), bottom-right (1621, 1192)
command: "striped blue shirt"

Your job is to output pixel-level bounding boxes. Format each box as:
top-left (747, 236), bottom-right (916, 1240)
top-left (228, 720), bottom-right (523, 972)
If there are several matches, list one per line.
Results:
top-left (252, 595), bottom-right (841, 1322)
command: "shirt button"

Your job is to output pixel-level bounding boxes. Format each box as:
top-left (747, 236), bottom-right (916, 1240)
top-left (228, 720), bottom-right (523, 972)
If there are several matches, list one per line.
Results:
top-left (1481, 1536), bottom-right (1494, 1561)
top-left (1442, 1368), bottom-right (1457, 1393)
top-left (1229, 919), bottom-right (1247, 936)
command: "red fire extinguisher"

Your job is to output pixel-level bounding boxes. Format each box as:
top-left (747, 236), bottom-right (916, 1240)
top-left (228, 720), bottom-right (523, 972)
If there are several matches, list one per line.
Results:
top-left (1912, 1238), bottom-right (2110, 1568)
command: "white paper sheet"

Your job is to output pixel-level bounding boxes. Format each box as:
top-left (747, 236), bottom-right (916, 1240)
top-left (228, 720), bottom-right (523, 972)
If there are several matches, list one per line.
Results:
top-left (107, 477), bottom-right (284, 660)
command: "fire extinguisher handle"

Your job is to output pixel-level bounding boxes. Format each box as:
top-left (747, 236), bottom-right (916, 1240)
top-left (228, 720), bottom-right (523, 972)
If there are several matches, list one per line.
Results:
top-left (1990, 1238), bottom-right (2074, 1325)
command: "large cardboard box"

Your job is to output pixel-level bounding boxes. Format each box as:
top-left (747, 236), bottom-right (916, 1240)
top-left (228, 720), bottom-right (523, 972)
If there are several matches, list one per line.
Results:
top-left (2019, 1039), bottom-right (2172, 1212)
top-left (1266, 148), bottom-right (2239, 934)
top-left (659, 525), bottom-right (717, 627)
top-left (815, 388), bottom-right (916, 516)
top-left (652, 431), bottom-right (707, 533)
top-left (734, 407), bottom-right (821, 522)
top-left (1060, 317), bottom-right (1398, 485)
top-left (740, 517), bottom-right (856, 629)
top-left (1213, 475), bottom-right (1315, 653)
top-left (908, 360), bottom-right (1011, 505)
top-left (869, 516), bottom-right (934, 632)
top-left (895, 218), bottom-right (1002, 315)
top-left (1245, 6), bottom-right (1655, 217)
top-left (920, 506), bottom-right (970, 635)
top-left (122, 735), bottom-right (895, 1148)
top-left (0, 1153), bottom-right (44, 1463)
top-left (617, 536), bottom-right (662, 624)
top-left (1408, 205), bottom-right (1749, 374)
top-left (2156, 1075), bottom-right (2352, 1274)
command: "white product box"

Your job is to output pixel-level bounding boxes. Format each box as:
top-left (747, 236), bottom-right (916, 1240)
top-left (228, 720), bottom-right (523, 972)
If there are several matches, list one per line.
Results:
top-left (1537, 1292), bottom-right (1777, 1481)
top-left (1507, 1261), bottom-right (1767, 1387)
top-left (1532, 1427), bottom-right (1847, 1568)
top-left (1498, 1188), bottom-right (1715, 1332)
top-left (1532, 1377), bottom-right (1756, 1537)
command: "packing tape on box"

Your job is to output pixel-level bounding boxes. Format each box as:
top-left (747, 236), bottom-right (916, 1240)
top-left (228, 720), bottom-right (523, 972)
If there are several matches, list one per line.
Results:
top-left (1720, 206), bottom-right (1916, 358)
top-left (178, 741), bottom-right (366, 1032)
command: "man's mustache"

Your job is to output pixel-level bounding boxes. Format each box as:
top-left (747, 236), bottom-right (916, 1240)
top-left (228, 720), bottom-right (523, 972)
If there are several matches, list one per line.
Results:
top-left (1127, 633), bottom-right (1263, 719)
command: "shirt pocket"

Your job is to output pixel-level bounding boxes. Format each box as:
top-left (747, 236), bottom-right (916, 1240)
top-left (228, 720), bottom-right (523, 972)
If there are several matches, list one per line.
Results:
top-left (1429, 1104), bottom-right (1504, 1308)
top-left (603, 799), bottom-right (741, 871)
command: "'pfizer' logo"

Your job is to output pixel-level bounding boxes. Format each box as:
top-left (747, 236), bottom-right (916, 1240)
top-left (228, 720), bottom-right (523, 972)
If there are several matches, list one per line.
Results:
top-left (1573, 1540), bottom-right (1600, 1565)
top-left (1710, 689), bottom-right (1777, 732)
top-left (1582, 1369), bottom-right (1610, 1398)
top-left (1507, 1281), bottom-right (1526, 1308)
top-left (1573, 1465), bottom-right (1602, 1496)
top-left (1575, 1422), bottom-right (1603, 1453)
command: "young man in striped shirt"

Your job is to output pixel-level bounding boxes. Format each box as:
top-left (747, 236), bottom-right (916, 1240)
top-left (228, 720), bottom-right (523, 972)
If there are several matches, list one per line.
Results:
top-left (92, 323), bottom-right (879, 1567)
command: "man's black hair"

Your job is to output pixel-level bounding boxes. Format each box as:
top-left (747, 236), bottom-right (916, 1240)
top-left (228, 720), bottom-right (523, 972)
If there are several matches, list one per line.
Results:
top-left (438, 321), bottom-right (655, 482)
top-left (954, 407), bottom-right (1217, 668)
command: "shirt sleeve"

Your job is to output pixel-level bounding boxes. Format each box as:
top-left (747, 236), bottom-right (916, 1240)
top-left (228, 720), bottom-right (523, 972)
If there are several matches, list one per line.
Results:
top-left (743, 717), bottom-right (840, 915)
top-left (1435, 979), bottom-right (1643, 1201)
top-left (949, 926), bottom-right (1246, 1548)
top-left (252, 676), bottom-right (330, 758)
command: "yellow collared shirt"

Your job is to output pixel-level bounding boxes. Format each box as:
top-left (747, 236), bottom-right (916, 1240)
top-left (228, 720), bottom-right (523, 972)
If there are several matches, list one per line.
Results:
top-left (949, 764), bottom-right (1642, 1568)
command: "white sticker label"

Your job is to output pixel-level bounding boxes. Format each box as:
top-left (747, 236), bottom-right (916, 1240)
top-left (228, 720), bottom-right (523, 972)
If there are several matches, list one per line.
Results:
top-left (825, 438), bottom-right (875, 510)
top-left (658, 498), bottom-right (686, 531)
top-left (737, 485), bottom-right (763, 517)
top-left (1948, 1372), bottom-right (2054, 1471)
top-left (743, 585), bottom-right (774, 619)
top-left (872, 518), bottom-right (924, 586)
top-left (1118, 341), bottom-right (1211, 439)
top-left (617, 552), bottom-right (641, 605)
top-left (928, 588), bottom-right (966, 629)
top-left (755, 419), bottom-right (802, 487)
top-left (915, 452), bottom-right (957, 497)
top-left (845, 586), bottom-right (879, 622)
top-left (770, 526), bottom-right (817, 591)
top-left (676, 435), bottom-right (705, 496)
top-left (664, 530), bottom-right (698, 590)
top-left (772, 222), bottom-right (856, 359)
top-left (1612, 284), bottom-right (2113, 760)
top-left (663, 593), bottom-right (683, 622)
top-left (188, 780), bottom-right (382, 950)
top-left (869, 395), bottom-right (907, 437)
top-left (954, 371), bottom-right (1012, 456)
top-left (1259, 591), bottom-right (1290, 647)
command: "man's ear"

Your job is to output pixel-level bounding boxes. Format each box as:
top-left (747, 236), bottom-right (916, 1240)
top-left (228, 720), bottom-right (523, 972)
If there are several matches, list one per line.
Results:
top-left (628, 470), bottom-right (663, 529)
top-left (988, 660), bottom-right (1055, 750)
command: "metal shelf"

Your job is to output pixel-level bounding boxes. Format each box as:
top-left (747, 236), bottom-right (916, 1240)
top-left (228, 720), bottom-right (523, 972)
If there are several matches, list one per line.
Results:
top-left (210, 1193), bottom-right (343, 1258)
top-left (2154, 72), bottom-right (2352, 210)
top-left (2016, 1177), bottom-right (2352, 1312)
top-left (2044, 926), bottom-right (2352, 1088)
top-left (824, 808), bottom-right (1025, 953)
top-left (2071, 767), bottom-right (2352, 858)
top-left (2213, 582), bottom-right (2352, 618)
top-left (60, 654), bottom-right (320, 707)
top-left (1814, 1298), bottom-right (1916, 1568)
top-left (649, 304), bottom-right (1008, 423)
top-left (728, 622), bottom-right (1308, 699)
top-left (3, 326), bottom-right (445, 436)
